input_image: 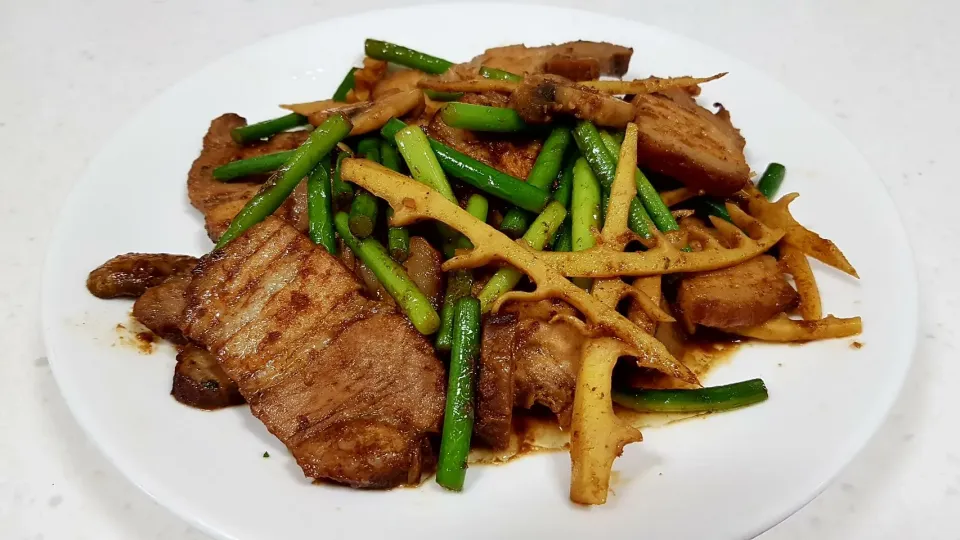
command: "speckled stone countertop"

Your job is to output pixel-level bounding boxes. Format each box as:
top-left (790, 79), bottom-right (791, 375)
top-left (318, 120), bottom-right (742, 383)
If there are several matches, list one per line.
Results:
top-left (1, 0), bottom-right (957, 538)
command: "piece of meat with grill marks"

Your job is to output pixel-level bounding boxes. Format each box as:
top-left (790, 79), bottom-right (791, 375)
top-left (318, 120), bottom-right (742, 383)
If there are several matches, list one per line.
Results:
top-left (181, 217), bottom-right (445, 488)
top-left (429, 93), bottom-right (542, 179)
top-left (509, 74), bottom-right (635, 128)
top-left (632, 89), bottom-right (749, 196)
top-left (676, 255), bottom-right (799, 330)
top-left (132, 273), bottom-right (192, 343)
top-left (460, 41), bottom-right (632, 80)
top-left (87, 253), bottom-right (197, 299)
top-left (476, 312), bottom-right (518, 449)
top-left (113, 258), bottom-right (241, 409)
top-left (187, 114), bottom-right (310, 242)
top-left (172, 344), bottom-right (244, 410)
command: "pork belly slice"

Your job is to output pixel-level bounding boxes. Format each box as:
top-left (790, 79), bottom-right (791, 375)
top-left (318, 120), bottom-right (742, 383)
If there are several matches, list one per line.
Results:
top-left (126, 267), bottom-right (243, 409)
top-left (632, 89), bottom-right (750, 196)
top-left (475, 300), bottom-right (585, 449)
top-left (461, 40), bottom-right (633, 80)
top-left (676, 254), bottom-right (799, 330)
top-left (187, 114), bottom-right (310, 242)
top-left (182, 217), bottom-right (445, 488)
top-left (475, 312), bottom-right (518, 449)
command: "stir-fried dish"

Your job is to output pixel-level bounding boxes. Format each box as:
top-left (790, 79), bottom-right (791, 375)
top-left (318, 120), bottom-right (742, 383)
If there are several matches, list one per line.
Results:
top-left (86, 39), bottom-right (861, 504)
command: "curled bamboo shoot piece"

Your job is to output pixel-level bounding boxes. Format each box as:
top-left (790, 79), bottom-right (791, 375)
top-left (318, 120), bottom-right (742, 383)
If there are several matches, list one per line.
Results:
top-left (418, 78), bottom-right (519, 94)
top-left (779, 244), bottom-right (822, 320)
top-left (578, 73), bottom-right (726, 94)
top-left (732, 314), bottom-right (862, 341)
top-left (281, 100), bottom-right (370, 122)
top-left (526, 207), bottom-right (784, 278)
top-left (628, 277), bottom-right (664, 334)
top-left (570, 337), bottom-right (643, 505)
top-left (738, 185), bottom-right (858, 277)
top-left (348, 89), bottom-right (424, 136)
top-left (571, 124), bottom-right (654, 505)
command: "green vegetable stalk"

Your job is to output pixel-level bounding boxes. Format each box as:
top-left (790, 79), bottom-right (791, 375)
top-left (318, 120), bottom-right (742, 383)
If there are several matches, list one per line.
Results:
top-left (382, 118), bottom-right (551, 213)
top-left (571, 158), bottom-right (602, 289)
top-left (571, 158), bottom-right (602, 251)
top-left (364, 39), bottom-right (453, 74)
top-left (757, 163), bottom-right (787, 199)
top-left (435, 195), bottom-right (489, 352)
top-left (379, 140), bottom-right (410, 261)
top-left (334, 212), bottom-right (440, 335)
top-left (436, 297), bottom-right (482, 491)
top-left (331, 149), bottom-right (355, 206)
top-left (500, 127), bottom-right (573, 237)
top-left (230, 113), bottom-right (307, 144)
top-left (550, 153), bottom-right (577, 252)
top-left (572, 121), bottom-right (617, 190)
top-left (348, 138), bottom-right (382, 238)
top-left (306, 155), bottom-right (336, 254)
top-left (440, 102), bottom-right (527, 132)
top-left (215, 114), bottom-right (352, 249)
top-left (479, 66), bottom-right (523, 82)
top-left (213, 150), bottom-right (296, 181)
top-left (394, 125), bottom-right (457, 202)
top-left (613, 379), bottom-right (769, 413)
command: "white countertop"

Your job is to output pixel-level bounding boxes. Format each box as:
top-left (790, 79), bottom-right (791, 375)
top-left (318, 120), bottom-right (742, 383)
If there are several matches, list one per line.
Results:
top-left (2, 0), bottom-right (958, 538)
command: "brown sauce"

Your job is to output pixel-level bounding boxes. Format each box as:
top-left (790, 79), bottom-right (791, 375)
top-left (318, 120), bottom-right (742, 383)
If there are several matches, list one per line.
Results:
top-left (114, 319), bottom-right (158, 354)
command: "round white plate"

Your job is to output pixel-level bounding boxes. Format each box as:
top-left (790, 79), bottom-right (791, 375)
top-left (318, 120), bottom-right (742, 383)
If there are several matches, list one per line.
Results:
top-left (42, 4), bottom-right (917, 540)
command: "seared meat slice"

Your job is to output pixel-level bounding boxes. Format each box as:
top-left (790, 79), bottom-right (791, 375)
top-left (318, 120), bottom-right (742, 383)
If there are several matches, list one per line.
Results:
top-left (172, 344), bottom-right (244, 410)
top-left (509, 74), bottom-right (634, 128)
top-left (405, 236), bottom-right (444, 309)
top-left (428, 93), bottom-right (542, 179)
top-left (187, 114), bottom-right (310, 242)
top-left (676, 255), bottom-right (798, 329)
top-left (633, 89), bottom-right (749, 196)
top-left (462, 41), bottom-right (632, 80)
top-left (475, 312), bottom-right (518, 449)
top-left (87, 253), bottom-right (197, 299)
top-left (132, 273), bottom-right (192, 343)
top-left (182, 217), bottom-right (445, 488)
top-left (509, 300), bottom-right (583, 418)
top-left (475, 300), bottom-right (584, 446)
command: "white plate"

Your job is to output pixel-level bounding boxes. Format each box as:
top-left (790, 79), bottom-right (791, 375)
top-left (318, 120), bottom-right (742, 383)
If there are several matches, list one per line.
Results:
top-left (42, 4), bottom-right (917, 540)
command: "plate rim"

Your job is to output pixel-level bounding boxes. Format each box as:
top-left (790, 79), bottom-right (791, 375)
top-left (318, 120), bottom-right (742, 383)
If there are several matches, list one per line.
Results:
top-left (40, 4), bottom-right (920, 539)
